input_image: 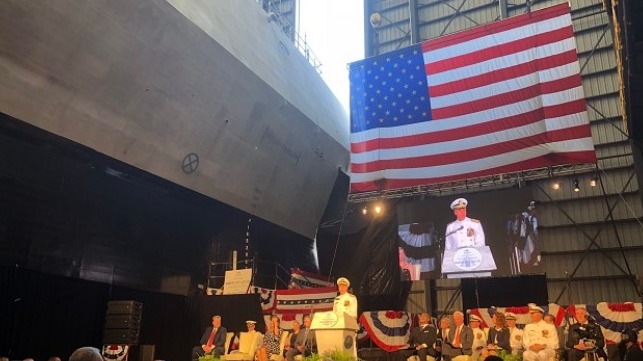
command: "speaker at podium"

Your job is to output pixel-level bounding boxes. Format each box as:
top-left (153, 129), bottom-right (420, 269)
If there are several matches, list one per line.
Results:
top-left (310, 311), bottom-right (359, 357)
top-left (441, 246), bottom-right (497, 278)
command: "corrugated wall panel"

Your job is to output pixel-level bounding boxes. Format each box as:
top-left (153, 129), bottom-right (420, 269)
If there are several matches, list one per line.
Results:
top-left (590, 120), bottom-right (628, 145)
top-left (435, 279), bottom-right (462, 316)
top-left (544, 221), bottom-right (643, 251)
top-left (406, 281), bottom-right (428, 313)
top-left (548, 278), bottom-right (639, 304)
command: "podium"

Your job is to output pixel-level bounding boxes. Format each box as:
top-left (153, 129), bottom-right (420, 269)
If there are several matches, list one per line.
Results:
top-left (441, 246), bottom-right (497, 278)
top-left (311, 311), bottom-right (359, 357)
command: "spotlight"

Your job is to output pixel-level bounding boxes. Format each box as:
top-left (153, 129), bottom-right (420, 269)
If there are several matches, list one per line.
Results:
top-left (590, 177), bottom-right (598, 187)
top-left (369, 12), bottom-right (383, 28)
top-left (573, 178), bottom-right (580, 192)
top-left (374, 205), bottom-right (382, 214)
top-left (362, 207), bottom-right (368, 215)
top-left (552, 181), bottom-right (560, 190)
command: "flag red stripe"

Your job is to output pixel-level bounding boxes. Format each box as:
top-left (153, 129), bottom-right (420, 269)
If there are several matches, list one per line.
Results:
top-left (350, 99), bottom-right (586, 153)
top-left (350, 151), bottom-right (597, 192)
top-left (351, 125), bottom-right (591, 173)
top-left (423, 3), bottom-right (571, 51)
top-left (431, 75), bottom-right (582, 120)
top-left (428, 50), bottom-right (579, 97)
top-left (424, 26), bottom-right (574, 76)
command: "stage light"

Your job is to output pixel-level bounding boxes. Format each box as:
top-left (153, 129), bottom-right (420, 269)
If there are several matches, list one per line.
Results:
top-left (573, 178), bottom-right (580, 192)
top-left (362, 207), bottom-right (368, 215)
top-left (374, 205), bottom-right (382, 214)
top-left (590, 177), bottom-right (598, 187)
top-left (552, 181), bottom-right (560, 190)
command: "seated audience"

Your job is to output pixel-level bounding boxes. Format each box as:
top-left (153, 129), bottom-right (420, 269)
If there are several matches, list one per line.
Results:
top-left (483, 312), bottom-right (510, 359)
top-left (401, 312), bottom-right (439, 361)
top-left (618, 329), bottom-right (643, 361)
top-left (442, 311), bottom-right (473, 361)
top-left (69, 347), bottom-right (103, 361)
top-left (286, 315), bottom-right (315, 361)
top-left (505, 312), bottom-right (523, 355)
top-left (470, 315), bottom-right (486, 361)
top-left (522, 304), bottom-right (557, 361)
top-left (256, 315), bottom-right (282, 361)
top-left (192, 315), bottom-right (228, 361)
top-left (566, 307), bottom-right (606, 361)
top-left (283, 320), bottom-right (300, 357)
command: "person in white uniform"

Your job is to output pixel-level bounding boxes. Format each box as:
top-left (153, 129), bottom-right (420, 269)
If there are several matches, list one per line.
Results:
top-left (445, 198), bottom-right (485, 250)
top-left (333, 277), bottom-right (358, 319)
top-left (522, 304), bottom-right (558, 361)
top-left (505, 312), bottom-right (523, 355)
top-left (469, 314), bottom-right (487, 361)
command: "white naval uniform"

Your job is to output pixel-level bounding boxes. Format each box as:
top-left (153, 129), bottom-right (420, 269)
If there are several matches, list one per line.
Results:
top-left (445, 217), bottom-right (485, 250)
top-left (508, 326), bottom-right (523, 355)
top-left (522, 320), bottom-right (558, 361)
top-left (333, 292), bottom-right (358, 319)
top-left (470, 327), bottom-right (487, 361)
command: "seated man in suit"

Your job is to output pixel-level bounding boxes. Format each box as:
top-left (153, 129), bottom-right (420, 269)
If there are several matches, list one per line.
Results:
top-left (285, 315), bottom-right (315, 361)
top-left (401, 313), bottom-right (439, 361)
top-left (192, 315), bottom-right (228, 361)
top-left (442, 311), bottom-right (473, 361)
top-left (566, 307), bottom-right (606, 361)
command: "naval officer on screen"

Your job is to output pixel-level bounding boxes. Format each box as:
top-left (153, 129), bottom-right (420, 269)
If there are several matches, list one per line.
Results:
top-left (445, 198), bottom-right (486, 250)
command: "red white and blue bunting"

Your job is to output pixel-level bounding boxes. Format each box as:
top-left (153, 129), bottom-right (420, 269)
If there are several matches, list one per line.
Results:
top-left (359, 311), bottom-right (411, 352)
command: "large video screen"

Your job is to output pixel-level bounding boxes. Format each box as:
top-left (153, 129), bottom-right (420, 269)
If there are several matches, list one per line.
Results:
top-left (396, 186), bottom-right (543, 280)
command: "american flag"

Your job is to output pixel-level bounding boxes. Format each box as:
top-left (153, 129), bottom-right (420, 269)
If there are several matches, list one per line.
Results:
top-left (349, 4), bottom-right (596, 192)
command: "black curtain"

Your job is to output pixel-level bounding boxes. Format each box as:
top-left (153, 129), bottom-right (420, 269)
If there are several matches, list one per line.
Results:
top-left (460, 274), bottom-right (548, 310)
top-left (317, 199), bottom-right (410, 313)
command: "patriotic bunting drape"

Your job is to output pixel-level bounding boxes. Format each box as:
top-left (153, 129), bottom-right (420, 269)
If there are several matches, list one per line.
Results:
top-left (349, 3), bottom-right (596, 192)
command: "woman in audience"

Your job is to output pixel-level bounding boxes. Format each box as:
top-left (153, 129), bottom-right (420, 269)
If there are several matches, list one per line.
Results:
top-left (256, 315), bottom-right (283, 361)
top-left (482, 312), bottom-right (510, 358)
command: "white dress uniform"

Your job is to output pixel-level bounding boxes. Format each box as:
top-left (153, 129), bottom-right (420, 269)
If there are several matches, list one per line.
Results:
top-left (470, 327), bottom-right (487, 361)
top-left (334, 292), bottom-right (358, 319)
top-left (508, 326), bottom-right (523, 355)
top-left (445, 217), bottom-right (485, 250)
top-left (522, 320), bottom-right (558, 361)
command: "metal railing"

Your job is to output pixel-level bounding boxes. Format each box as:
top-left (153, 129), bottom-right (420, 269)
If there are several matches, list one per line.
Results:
top-left (258, 0), bottom-right (323, 73)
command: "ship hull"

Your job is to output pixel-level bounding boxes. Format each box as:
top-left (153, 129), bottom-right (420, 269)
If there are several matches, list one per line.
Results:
top-left (0, 0), bottom-right (350, 239)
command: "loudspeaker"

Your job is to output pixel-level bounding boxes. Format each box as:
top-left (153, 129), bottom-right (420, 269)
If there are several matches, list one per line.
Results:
top-left (104, 300), bottom-right (143, 345)
top-left (139, 345), bottom-right (155, 361)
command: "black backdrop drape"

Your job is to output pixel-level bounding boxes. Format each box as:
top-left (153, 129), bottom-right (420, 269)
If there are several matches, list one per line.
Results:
top-left (0, 265), bottom-right (263, 361)
top-left (317, 198), bottom-right (411, 313)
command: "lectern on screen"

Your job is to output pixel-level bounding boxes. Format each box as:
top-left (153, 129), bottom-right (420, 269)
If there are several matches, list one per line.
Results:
top-left (396, 186), bottom-right (544, 280)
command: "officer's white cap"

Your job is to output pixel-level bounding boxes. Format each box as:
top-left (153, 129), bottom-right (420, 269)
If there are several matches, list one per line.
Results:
top-left (469, 314), bottom-right (482, 323)
top-left (337, 277), bottom-right (350, 286)
top-left (246, 320), bottom-right (257, 324)
top-left (450, 198), bottom-right (468, 210)
top-left (505, 312), bottom-right (517, 320)
top-left (528, 303), bottom-right (544, 313)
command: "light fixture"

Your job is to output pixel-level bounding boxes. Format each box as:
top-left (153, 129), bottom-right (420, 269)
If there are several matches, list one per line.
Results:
top-left (374, 205), bottom-right (382, 214)
top-left (573, 178), bottom-right (580, 192)
top-left (362, 207), bottom-right (368, 215)
top-left (590, 177), bottom-right (598, 187)
top-left (369, 12), bottom-right (383, 28)
top-left (552, 181), bottom-right (560, 190)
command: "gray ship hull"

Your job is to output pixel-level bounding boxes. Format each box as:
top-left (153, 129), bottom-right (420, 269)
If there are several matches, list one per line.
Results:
top-left (0, 0), bottom-right (350, 239)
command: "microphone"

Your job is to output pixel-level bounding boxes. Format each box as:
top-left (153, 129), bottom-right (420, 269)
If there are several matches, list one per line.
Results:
top-left (444, 225), bottom-right (464, 238)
